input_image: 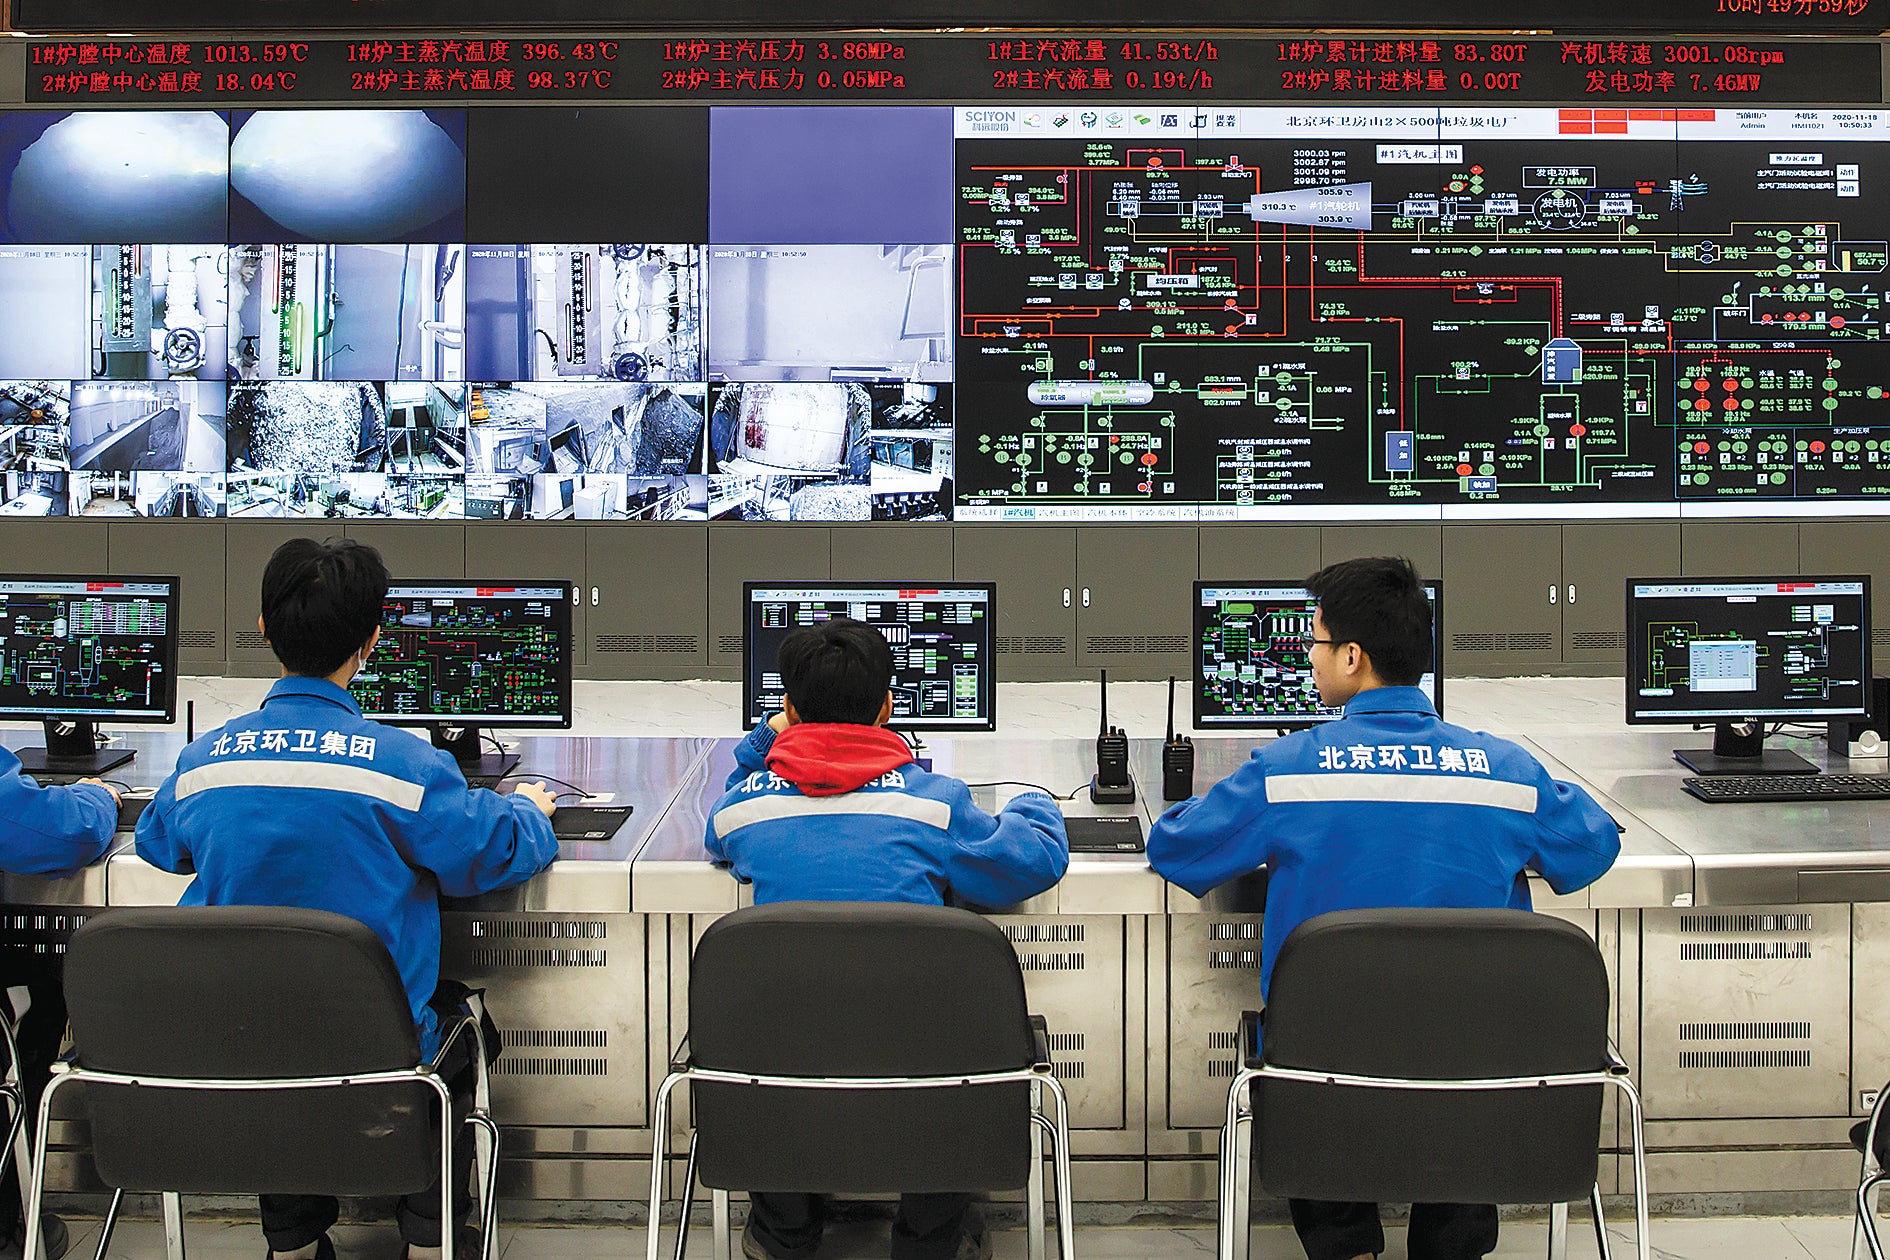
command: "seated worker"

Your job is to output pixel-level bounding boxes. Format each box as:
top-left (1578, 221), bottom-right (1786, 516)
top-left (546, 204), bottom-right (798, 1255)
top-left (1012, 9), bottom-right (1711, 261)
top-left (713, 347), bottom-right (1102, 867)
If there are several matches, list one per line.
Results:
top-left (135, 537), bottom-right (559, 1260)
top-left (705, 617), bottom-right (1069, 1260)
top-left (0, 757), bottom-right (120, 1260)
top-left (1147, 556), bottom-right (1620, 1260)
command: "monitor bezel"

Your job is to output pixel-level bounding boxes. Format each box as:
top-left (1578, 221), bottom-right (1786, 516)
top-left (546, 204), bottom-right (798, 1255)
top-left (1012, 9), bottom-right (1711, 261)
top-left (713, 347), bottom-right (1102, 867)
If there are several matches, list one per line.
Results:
top-left (0, 572), bottom-right (181, 726)
top-left (1623, 573), bottom-right (1873, 726)
top-left (740, 579), bottom-right (999, 734)
top-left (1190, 579), bottom-right (1445, 731)
top-left (354, 578), bottom-right (576, 731)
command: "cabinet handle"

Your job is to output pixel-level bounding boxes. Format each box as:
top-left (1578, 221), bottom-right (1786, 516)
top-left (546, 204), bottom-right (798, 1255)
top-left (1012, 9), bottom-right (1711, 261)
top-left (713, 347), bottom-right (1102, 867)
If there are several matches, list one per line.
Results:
top-left (1567, 583), bottom-right (1577, 604)
top-left (591, 586), bottom-right (600, 607)
top-left (1062, 587), bottom-right (1072, 608)
top-left (1082, 587), bottom-right (1091, 608)
top-left (1548, 584), bottom-right (1557, 605)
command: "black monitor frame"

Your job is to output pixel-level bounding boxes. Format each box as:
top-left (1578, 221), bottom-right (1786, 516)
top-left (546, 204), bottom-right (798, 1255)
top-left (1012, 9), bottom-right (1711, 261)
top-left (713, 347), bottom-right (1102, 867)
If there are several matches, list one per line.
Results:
top-left (352, 579), bottom-right (575, 780)
top-left (741, 580), bottom-right (999, 734)
top-left (0, 573), bottom-right (180, 776)
top-left (1625, 574), bottom-right (1872, 775)
top-left (1191, 579), bottom-right (1444, 731)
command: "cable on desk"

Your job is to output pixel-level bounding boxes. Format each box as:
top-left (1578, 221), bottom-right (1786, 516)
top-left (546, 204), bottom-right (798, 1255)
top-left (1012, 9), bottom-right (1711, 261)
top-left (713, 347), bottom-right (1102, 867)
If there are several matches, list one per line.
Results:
top-left (964, 780), bottom-right (1087, 801)
top-left (497, 772), bottom-right (593, 798)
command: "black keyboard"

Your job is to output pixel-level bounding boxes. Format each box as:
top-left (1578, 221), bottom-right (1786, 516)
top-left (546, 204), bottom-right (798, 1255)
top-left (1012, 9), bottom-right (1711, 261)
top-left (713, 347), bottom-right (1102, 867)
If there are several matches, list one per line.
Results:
top-left (1683, 774), bottom-right (1890, 804)
top-left (1064, 814), bottom-right (1146, 854)
top-left (551, 804), bottom-right (633, 840)
top-left (117, 794), bottom-right (152, 831)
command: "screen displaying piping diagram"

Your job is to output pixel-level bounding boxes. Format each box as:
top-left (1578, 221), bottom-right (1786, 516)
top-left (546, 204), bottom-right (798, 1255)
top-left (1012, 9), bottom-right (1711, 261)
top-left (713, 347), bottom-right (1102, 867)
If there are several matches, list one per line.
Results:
top-left (353, 587), bottom-right (567, 720)
top-left (954, 108), bottom-right (1890, 519)
top-left (1641, 602), bottom-right (1861, 706)
top-left (0, 586), bottom-right (170, 715)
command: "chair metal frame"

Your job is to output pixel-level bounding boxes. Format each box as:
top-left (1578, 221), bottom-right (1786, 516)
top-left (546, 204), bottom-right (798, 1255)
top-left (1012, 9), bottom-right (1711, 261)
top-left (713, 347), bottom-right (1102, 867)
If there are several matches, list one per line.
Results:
top-left (20, 1011), bottom-right (501, 1260)
top-left (1217, 1010), bottom-right (1651, 1260)
top-left (1, 1011), bottom-right (31, 1256)
top-left (646, 1024), bottom-right (1077, 1260)
top-left (1852, 1081), bottom-right (1890, 1260)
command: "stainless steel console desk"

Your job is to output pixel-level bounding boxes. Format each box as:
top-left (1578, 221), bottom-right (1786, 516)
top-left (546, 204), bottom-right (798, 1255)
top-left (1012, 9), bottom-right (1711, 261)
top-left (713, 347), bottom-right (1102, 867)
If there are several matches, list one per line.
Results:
top-left (8, 727), bottom-right (1890, 1204)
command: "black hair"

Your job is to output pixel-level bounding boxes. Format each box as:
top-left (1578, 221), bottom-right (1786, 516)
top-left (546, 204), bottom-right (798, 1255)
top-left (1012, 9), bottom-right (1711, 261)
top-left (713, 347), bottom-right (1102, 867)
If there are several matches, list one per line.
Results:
top-left (1303, 555), bottom-right (1431, 687)
top-left (776, 617), bottom-right (894, 726)
top-left (259, 537), bottom-right (390, 678)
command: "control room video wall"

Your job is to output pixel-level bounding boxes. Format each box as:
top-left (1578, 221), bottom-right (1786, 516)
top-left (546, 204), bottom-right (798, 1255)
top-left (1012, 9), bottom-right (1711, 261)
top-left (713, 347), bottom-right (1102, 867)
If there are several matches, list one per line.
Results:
top-left (1, 100), bottom-right (1887, 524)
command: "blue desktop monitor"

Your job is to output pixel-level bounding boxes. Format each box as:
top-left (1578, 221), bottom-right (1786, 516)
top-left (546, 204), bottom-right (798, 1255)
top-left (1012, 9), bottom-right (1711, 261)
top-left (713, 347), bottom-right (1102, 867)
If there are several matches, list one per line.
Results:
top-left (1626, 575), bottom-right (1870, 773)
top-left (742, 581), bottom-right (997, 732)
top-left (1192, 581), bottom-right (1443, 730)
top-left (0, 573), bottom-right (179, 774)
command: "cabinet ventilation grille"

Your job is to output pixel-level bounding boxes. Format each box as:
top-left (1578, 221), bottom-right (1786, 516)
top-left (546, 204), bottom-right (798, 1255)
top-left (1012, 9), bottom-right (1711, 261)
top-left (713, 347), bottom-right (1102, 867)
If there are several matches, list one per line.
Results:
top-left (1045, 1033), bottom-right (1086, 1052)
top-left (1679, 1022), bottom-right (1811, 1041)
top-left (1016, 952), bottom-right (1085, 972)
top-left (717, 635), bottom-right (745, 655)
top-left (1006, 924), bottom-right (1086, 943)
top-left (1207, 1032), bottom-right (1240, 1050)
top-left (1680, 941), bottom-right (1812, 961)
top-left (471, 947), bottom-right (608, 968)
top-left (1208, 950), bottom-right (1262, 970)
top-left (1207, 1061), bottom-right (1238, 1078)
top-left (1678, 1049), bottom-right (1812, 1069)
top-left (179, 630), bottom-right (218, 651)
top-left (1680, 913), bottom-right (1812, 933)
top-left (236, 630), bottom-right (269, 650)
top-left (1084, 635), bottom-right (1190, 655)
top-left (995, 636), bottom-right (1069, 655)
top-left (494, 1057), bottom-right (609, 1077)
top-left (1451, 633), bottom-right (1555, 652)
top-left (1569, 631), bottom-right (1625, 652)
top-left (595, 634), bottom-right (699, 654)
top-left (471, 919), bottom-right (606, 941)
top-left (1876, 630), bottom-right (1890, 650)
top-left (0, 911), bottom-right (89, 957)
top-left (510, 1029), bottom-right (609, 1048)
top-left (1053, 1061), bottom-right (1087, 1080)
top-left (1209, 921), bottom-right (1260, 941)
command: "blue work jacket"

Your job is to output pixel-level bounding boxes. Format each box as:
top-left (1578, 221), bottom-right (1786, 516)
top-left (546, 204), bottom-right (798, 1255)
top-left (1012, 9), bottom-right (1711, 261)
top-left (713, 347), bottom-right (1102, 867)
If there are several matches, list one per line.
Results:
top-left (0, 745), bottom-right (115, 876)
top-left (1148, 686), bottom-right (1620, 999)
top-left (135, 677), bottom-right (558, 1055)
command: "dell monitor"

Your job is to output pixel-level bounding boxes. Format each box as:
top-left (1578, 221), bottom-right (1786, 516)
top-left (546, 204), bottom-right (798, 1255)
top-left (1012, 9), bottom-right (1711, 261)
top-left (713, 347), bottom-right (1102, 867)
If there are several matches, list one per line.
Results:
top-left (350, 580), bottom-right (574, 780)
top-left (0, 575), bottom-right (179, 775)
top-left (742, 582), bottom-right (997, 732)
top-left (1626, 576), bottom-right (1870, 774)
top-left (1192, 581), bottom-right (1444, 730)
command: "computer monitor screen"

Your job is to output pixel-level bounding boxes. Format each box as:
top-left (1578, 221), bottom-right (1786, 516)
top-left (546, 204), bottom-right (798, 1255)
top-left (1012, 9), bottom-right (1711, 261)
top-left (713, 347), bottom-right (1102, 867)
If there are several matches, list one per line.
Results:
top-left (1192, 581), bottom-right (1443, 729)
top-left (742, 582), bottom-right (997, 732)
top-left (1625, 577), bottom-right (1871, 723)
top-left (351, 581), bottom-right (574, 729)
top-left (0, 575), bottom-right (178, 722)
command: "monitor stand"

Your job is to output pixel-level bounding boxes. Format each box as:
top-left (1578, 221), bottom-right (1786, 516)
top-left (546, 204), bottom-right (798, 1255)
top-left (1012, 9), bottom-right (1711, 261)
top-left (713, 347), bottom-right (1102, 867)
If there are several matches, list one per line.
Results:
top-left (432, 725), bottom-right (519, 783)
top-left (16, 720), bottom-right (135, 777)
top-left (1674, 720), bottom-right (1819, 776)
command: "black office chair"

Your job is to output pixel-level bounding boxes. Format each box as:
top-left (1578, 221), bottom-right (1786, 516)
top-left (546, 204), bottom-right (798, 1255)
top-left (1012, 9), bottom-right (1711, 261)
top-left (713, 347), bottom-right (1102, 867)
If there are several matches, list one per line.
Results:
top-left (1851, 1084), bottom-right (1890, 1259)
top-left (1216, 908), bottom-right (1649, 1260)
top-left (23, 906), bottom-right (500, 1260)
top-left (645, 902), bottom-right (1075, 1260)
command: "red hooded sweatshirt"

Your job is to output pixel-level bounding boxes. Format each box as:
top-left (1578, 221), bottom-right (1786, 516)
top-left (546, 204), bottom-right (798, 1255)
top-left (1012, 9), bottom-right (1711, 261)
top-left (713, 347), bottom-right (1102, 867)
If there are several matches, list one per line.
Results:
top-left (765, 723), bottom-right (914, 797)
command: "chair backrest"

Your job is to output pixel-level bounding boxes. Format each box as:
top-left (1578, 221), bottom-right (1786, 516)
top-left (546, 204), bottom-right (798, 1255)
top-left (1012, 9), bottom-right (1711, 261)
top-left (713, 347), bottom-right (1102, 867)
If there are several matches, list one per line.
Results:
top-left (1254, 908), bottom-right (1611, 1205)
top-left (686, 901), bottom-right (1037, 1194)
top-left (62, 905), bottom-right (440, 1197)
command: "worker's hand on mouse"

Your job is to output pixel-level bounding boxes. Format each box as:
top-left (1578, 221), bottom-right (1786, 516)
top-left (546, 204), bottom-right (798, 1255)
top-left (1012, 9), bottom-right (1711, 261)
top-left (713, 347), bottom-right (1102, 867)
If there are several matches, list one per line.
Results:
top-left (78, 777), bottom-right (121, 805)
top-left (511, 780), bottom-right (557, 817)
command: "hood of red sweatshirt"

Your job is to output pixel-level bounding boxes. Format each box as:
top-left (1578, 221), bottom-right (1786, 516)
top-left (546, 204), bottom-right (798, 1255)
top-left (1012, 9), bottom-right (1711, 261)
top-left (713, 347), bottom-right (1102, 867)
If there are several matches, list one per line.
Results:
top-left (765, 723), bottom-right (915, 797)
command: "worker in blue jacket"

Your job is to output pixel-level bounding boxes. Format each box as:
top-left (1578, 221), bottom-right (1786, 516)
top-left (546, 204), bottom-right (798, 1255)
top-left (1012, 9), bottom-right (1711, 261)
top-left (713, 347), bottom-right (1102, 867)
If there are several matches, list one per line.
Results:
top-left (705, 617), bottom-right (1068, 1260)
top-left (0, 745), bottom-right (120, 1260)
top-left (135, 537), bottom-right (559, 1260)
top-left (1149, 556), bottom-right (1620, 1260)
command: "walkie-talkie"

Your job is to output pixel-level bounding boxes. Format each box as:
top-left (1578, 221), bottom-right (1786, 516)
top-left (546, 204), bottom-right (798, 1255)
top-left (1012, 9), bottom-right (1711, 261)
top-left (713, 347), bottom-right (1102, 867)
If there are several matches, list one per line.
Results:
top-left (1162, 675), bottom-right (1195, 802)
top-left (1090, 669), bottom-right (1136, 804)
